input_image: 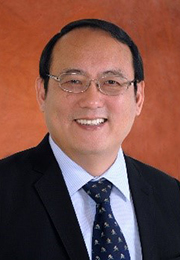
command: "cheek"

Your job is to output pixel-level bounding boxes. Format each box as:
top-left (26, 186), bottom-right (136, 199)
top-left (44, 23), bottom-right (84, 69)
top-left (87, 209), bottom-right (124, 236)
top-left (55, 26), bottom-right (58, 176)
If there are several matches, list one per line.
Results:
top-left (111, 95), bottom-right (137, 116)
top-left (110, 96), bottom-right (137, 129)
top-left (45, 93), bottom-right (75, 129)
top-left (44, 95), bottom-right (61, 127)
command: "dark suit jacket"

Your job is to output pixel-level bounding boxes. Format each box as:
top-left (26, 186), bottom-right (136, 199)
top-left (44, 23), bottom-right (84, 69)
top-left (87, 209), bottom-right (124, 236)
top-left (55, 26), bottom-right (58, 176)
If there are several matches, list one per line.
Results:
top-left (0, 135), bottom-right (180, 260)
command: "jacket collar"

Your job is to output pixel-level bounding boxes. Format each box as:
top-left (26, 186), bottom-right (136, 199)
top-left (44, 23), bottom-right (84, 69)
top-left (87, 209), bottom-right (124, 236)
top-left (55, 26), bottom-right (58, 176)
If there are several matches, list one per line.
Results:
top-left (125, 155), bottom-right (159, 259)
top-left (31, 135), bottom-right (90, 260)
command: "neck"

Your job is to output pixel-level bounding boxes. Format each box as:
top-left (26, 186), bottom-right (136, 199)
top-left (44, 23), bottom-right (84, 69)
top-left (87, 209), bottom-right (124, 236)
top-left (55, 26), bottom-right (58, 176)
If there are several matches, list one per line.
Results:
top-left (50, 135), bottom-right (120, 176)
top-left (65, 150), bottom-right (119, 177)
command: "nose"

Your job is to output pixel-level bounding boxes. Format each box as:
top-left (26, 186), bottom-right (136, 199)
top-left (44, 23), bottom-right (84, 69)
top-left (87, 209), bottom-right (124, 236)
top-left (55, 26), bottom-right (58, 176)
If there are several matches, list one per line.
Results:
top-left (78, 80), bottom-right (105, 109)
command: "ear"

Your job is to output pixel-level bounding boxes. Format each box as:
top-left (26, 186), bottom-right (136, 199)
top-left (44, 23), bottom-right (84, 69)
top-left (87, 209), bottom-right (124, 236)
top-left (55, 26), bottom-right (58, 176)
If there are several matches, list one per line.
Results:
top-left (135, 80), bottom-right (145, 116)
top-left (35, 77), bottom-right (46, 112)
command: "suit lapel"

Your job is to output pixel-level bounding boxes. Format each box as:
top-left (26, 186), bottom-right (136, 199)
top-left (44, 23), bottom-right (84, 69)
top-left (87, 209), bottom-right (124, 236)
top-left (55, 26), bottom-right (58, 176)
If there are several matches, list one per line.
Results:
top-left (31, 135), bottom-right (89, 260)
top-left (125, 156), bottom-right (159, 260)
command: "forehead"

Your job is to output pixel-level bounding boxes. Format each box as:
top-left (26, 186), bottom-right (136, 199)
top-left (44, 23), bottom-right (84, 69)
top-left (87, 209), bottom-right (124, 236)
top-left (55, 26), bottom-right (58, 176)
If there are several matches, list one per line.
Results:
top-left (50, 28), bottom-right (133, 75)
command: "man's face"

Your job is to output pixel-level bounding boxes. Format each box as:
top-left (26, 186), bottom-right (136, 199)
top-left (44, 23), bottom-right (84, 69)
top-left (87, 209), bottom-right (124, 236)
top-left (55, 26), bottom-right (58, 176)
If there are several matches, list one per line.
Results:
top-left (36, 28), bottom-right (144, 162)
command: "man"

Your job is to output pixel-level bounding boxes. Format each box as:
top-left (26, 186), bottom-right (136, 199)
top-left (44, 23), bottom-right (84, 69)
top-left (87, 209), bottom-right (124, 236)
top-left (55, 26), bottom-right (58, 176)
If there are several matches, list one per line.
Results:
top-left (0, 19), bottom-right (180, 260)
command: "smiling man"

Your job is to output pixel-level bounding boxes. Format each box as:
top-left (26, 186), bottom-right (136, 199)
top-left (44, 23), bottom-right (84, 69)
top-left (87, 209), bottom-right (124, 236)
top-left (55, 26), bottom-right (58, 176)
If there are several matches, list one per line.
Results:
top-left (36, 25), bottom-right (144, 176)
top-left (1, 19), bottom-right (180, 260)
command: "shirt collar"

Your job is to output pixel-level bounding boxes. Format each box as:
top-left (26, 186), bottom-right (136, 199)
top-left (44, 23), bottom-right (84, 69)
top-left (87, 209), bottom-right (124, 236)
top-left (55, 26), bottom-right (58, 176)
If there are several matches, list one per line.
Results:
top-left (49, 135), bottom-right (130, 201)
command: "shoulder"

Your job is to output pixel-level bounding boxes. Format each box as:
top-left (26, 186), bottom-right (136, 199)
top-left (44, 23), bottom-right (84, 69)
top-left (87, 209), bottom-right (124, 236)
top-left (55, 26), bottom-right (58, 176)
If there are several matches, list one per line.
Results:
top-left (0, 135), bottom-right (50, 178)
top-left (125, 154), bottom-right (180, 200)
top-left (125, 155), bottom-right (178, 182)
top-left (0, 147), bottom-right (37, 182)
top-left (0, 134), bottom-right (49, 168)
top-left (0, 147), bottom-right (33, 166)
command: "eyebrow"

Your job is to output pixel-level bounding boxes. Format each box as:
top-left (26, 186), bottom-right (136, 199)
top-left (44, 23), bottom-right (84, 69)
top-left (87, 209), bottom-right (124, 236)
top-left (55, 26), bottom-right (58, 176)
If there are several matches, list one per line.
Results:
top-left (59, 68), bottom-right (128, 79)
top-left (60, 68), bottom-right (84, 74)
top-left (101, 70), bottom-right (127, 79)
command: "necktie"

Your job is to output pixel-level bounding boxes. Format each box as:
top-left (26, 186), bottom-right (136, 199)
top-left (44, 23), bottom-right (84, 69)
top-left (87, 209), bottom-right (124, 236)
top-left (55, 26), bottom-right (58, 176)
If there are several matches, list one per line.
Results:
top-left (83, 178), bottom-right (130, 260)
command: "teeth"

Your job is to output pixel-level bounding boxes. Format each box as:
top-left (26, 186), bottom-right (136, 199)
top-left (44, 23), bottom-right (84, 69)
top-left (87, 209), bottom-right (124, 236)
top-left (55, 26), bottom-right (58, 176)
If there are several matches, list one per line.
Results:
top-left (76, 118), bottom-right (106, 126)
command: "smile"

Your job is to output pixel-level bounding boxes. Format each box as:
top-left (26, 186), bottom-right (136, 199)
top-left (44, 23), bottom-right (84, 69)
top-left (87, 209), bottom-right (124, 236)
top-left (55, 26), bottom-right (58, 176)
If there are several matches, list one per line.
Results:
top-left (75, 118), bottom-right (106, 126)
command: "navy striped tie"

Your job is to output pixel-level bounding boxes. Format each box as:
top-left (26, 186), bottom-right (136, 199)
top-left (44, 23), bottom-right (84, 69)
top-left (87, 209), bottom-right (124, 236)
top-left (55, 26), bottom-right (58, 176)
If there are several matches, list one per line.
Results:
top-left (83, 178), bottom-right (130, 260)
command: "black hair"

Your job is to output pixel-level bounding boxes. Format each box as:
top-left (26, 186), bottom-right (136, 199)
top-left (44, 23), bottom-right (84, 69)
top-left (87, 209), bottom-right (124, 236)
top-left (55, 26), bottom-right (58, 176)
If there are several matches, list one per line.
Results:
top-left (39, 19), bottom-right (144, 92)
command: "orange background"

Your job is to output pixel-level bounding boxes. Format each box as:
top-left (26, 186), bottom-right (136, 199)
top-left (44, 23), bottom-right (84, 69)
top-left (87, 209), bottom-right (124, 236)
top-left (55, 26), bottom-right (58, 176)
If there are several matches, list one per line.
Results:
top-left (0, 0), bottom-right (180, 180)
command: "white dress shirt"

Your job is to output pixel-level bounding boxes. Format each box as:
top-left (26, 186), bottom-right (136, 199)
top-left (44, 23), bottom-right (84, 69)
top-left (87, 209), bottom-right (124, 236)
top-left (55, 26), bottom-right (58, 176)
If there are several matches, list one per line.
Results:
top-left (49, 136), bottom-right (142, 260)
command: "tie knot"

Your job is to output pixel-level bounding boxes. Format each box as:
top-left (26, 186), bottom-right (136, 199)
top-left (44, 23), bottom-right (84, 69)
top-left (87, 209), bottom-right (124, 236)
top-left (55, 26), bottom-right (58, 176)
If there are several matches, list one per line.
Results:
top-left (83, 178), bottom-right (112, 204)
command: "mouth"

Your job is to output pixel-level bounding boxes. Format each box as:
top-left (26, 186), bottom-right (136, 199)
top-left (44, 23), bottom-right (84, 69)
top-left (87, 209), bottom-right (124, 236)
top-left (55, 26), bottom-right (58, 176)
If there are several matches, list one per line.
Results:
top-left (75, 118), bottom-right (107, 126)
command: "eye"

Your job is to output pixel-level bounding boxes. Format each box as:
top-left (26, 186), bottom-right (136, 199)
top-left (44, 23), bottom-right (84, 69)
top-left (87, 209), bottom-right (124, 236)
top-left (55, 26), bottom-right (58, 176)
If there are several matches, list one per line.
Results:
top-left (105, 80), bottom-right (121, 86)
top-left (61, 75), bottom-right (84, 86)
top-left (102, 79), bottom-right (122, 87)
top-left (68, 79), bottom-right (82, 85)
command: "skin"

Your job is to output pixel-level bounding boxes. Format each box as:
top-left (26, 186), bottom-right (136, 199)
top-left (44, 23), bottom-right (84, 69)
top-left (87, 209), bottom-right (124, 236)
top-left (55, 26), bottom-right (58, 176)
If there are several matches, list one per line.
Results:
top-left (36, 28), bottom-right (145, 176)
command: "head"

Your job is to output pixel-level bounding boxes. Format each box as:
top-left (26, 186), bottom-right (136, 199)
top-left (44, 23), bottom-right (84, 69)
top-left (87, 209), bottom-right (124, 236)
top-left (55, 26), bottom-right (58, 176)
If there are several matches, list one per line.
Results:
top-left (39, 19), bottom-right (144, 94)
top-left (36, 19), bottom-right (145, 175)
